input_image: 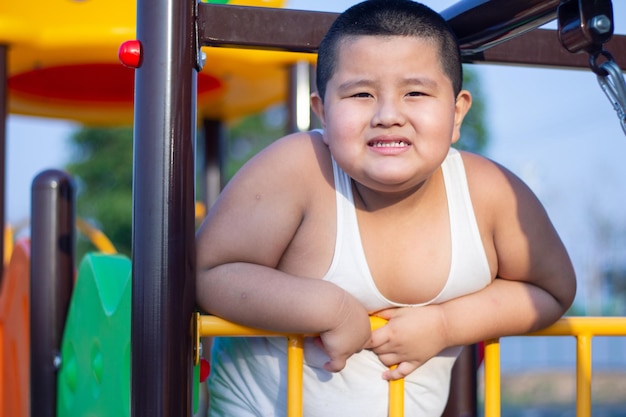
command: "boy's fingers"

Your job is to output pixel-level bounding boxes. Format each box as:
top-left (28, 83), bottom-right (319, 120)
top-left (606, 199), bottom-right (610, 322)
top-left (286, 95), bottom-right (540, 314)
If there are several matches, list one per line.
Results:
top-left (368, 325), bottom-right (395, 353)
top-left (313, 336), bottom-right (325, 351)
top-left (323, 358), bottom-right (347, 373)
top-left (373, 308), bottom-right (399, 320)
top-left (382, 362), bottom-right (416, 381)
top-left (376, 351), bottom-right (399, 367)
top-left (366, 331), bottom-right (383, 350)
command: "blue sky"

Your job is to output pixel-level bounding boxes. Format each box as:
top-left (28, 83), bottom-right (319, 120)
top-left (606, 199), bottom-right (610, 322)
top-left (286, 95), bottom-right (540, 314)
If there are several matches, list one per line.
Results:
top-left (6, 0), bottom-right (626, 313)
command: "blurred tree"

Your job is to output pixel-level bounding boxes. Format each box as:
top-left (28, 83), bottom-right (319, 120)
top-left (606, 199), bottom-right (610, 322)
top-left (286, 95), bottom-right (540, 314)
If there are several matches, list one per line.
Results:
top-left (222, 105), bottom-right (288, 179)
top-left (66, 127), bottom-right (133, 259)
top-left (456, 67), bottom-right (488, 153)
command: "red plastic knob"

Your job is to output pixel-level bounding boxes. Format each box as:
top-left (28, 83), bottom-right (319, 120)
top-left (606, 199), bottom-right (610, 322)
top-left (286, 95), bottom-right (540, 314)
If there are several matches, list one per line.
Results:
top-left (119, 40), bottom-right (143, 68)
top-left (199, 357), bottom-right (211, 383)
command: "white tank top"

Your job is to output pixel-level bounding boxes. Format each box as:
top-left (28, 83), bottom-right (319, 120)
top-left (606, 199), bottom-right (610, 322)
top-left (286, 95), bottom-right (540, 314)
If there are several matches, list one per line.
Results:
top-left (208, 147), bottom-right (491, 417)
top-left (324, 147), bottom-right (491, 311)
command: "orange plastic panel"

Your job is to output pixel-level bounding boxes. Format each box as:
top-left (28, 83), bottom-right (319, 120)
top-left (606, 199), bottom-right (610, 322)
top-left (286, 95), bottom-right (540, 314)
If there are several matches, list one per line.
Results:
top-left (0, 239), bottom-right (31, 417)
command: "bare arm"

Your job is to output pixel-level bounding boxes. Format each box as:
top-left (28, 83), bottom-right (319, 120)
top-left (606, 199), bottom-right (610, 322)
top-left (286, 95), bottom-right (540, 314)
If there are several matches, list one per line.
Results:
top-left (370, 153), bottom-right (576, 379)
top-left (196, 132), bottom-right (371, 371)
top-left (443, 153), bottom-right (576, 338)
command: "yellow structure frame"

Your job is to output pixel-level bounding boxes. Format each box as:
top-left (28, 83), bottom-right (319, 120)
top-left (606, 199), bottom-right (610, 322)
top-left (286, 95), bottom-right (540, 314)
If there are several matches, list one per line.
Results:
top-left (195, 314), bottom-right (404, 417)
top-left (484, 316), bottom-right (626, 417)
top-left (195, 315), bottom-right (626, 417)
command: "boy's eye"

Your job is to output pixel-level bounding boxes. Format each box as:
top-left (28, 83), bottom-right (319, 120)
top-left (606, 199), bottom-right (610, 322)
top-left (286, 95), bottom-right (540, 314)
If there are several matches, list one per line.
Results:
top-left (407, 91), bottom-right (426, 97)
top-left (352, 92), bottom-right (372, 98)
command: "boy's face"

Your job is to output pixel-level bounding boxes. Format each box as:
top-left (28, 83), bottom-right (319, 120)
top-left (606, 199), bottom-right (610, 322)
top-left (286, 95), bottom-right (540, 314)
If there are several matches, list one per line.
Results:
top-left (311, 35), bottom-right (471, 194)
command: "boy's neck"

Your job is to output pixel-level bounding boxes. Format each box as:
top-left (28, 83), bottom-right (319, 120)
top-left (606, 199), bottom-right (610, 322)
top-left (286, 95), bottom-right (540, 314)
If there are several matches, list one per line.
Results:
top-left (351, 169), bottom-right (440, 214)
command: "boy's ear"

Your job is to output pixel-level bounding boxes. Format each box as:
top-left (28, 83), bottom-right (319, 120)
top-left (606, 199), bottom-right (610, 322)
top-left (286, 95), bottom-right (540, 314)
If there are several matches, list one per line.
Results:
top-left (452, 90), bottom-right (472, 144)
top-left (310, 92), bottom-right (326, 128)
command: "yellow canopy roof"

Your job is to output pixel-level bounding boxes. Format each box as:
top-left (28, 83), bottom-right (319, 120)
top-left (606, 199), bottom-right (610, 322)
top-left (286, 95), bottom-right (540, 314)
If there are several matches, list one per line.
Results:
top-left (0, 0), bottom-right (315, 125)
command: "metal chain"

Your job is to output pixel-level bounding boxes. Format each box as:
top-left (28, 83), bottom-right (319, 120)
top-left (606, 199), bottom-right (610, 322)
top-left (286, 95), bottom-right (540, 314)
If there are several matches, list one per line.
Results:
top-left (596, 58), bottom-right (626, 135)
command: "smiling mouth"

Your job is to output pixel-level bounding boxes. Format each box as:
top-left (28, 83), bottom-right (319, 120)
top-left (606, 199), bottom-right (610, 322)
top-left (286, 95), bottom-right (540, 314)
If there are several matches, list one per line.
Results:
top-left (368, 140), bottom-right (410, 148)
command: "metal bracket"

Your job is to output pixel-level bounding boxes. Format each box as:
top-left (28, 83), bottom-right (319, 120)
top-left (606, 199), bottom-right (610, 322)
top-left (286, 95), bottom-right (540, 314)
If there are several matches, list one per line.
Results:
top-left (557, 0), bottom-right (613, 55)
top-left (193, 311), bottom-right (201, 366)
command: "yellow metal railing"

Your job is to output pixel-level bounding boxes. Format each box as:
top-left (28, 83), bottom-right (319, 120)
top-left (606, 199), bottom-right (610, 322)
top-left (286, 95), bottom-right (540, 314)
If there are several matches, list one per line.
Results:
top-left (195, 314), bottom-right (404, 417)
top-left (484, 317), bottom-right (626, 417)
top-left (195, 315), bottom-right (626, 417)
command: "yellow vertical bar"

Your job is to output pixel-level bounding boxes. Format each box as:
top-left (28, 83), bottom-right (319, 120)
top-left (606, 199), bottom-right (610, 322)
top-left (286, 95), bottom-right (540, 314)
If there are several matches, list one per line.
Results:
top-left (388, 365), bottom-right (404, 417)
top-left (576, 334), bottom-right (592, 417)
top-left (369, 316), bottom-right (405, 416)
top-left (287, 335), bottom-right (304, 417)
top-left (484, 339), bottom-right (501, 417)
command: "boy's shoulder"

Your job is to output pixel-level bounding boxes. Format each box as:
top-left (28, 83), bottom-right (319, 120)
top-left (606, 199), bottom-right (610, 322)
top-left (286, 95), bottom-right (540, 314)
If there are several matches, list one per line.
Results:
top-left (264, 130), bottom-right (329, 159)
top-left (459, 150), bottom-right (542, 218)
top-left (242, 130), bottom-right (333, 190)
top-left (458, 150), bottom-right (518, 187)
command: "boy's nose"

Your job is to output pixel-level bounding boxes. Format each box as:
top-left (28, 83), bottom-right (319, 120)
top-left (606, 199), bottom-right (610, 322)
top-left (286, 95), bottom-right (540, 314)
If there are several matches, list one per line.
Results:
top-left (371, 99), bottom-right (406, 127)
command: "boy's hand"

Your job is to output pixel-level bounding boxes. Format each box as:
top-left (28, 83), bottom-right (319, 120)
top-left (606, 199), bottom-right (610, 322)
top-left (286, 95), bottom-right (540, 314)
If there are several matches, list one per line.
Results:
top-left (368, 306), bottom-right (448, 380)
top-left (317, 293), bottom-right (372, 373)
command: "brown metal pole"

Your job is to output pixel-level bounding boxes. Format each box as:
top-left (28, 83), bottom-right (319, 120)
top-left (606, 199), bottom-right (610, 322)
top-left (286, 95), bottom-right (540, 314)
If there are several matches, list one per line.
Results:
top-left (197, 4), bottom-right (626, 70)
top-left (442, 345), bottom-right (478, 417)
top-left (131, 0), bottom-right (197, 415)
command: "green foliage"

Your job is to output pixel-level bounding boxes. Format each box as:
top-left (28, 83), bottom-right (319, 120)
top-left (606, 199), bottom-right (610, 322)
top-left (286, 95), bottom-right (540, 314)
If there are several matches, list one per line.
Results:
top-left (221, 105), bottom-right (287, 180)
top-left (455, 66), bottom-right (488, 154)
top-left (66, 127), bottom-right (133, 259)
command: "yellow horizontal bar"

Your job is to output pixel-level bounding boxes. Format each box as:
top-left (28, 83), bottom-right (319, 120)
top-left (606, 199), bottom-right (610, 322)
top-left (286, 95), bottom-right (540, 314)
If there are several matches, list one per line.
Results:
top-left (199, 315), bottom-right (293, 337)
top-left (199, 314), bottom-right (390, 337)
top-left (526, 317), bottom-right (626, 337)
top-left (199, 316), bottom-right (626, 339)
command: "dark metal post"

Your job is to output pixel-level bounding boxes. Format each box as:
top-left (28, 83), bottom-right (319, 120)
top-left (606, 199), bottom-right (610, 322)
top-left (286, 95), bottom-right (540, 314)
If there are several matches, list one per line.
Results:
top-left (442, 345), bottom-right (478, 417)
top-left (201, 118), bottom-right (225, 209)
top-left (30, 170), bottom-right (75, 417)
top-left (131, 0), bottom-right (197, 414)
top-left (441, 0), bottom-right (560, 54)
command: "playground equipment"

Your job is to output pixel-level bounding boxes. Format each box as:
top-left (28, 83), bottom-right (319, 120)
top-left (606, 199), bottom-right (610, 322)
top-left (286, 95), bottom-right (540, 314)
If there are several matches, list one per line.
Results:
top-left (0, 0), bottom-right (320, 253)
top-left (484, 317), bottom-right (626, 417)
top-left (195, 315), bottom-right (626, 417)
top-left (0, 1), bottom-right (626, 417)
top-left (0, 0), bottom-right (314, 125)
top-left (128, 1), bottom-right (626, 416)
top-left (0, 239), bottom-right (29, 417)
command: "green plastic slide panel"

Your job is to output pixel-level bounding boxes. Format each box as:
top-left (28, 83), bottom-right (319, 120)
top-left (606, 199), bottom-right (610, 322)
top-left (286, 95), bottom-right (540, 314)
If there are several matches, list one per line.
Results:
top-left (57, 253), bottom-right (132, 417)
top-left (56, 252), bottom-right (201, 416)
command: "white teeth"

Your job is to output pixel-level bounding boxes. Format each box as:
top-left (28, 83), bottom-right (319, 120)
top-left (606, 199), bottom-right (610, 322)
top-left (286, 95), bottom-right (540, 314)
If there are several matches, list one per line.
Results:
top-left (371, 141), bottom-right (407, 147)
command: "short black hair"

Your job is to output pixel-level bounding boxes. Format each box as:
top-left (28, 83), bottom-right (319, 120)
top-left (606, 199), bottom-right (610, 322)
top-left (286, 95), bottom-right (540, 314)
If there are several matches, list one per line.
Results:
top-left (316, 0), bottom-right (462, 101)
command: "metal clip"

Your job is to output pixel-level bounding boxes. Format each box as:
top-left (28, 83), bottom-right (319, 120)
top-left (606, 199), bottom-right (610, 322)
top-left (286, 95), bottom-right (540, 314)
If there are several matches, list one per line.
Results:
top-left (597, 59), bottom-right (626, 135)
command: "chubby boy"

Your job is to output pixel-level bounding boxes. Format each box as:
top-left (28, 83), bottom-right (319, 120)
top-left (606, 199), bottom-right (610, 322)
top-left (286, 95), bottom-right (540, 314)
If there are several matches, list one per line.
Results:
top-left (196, 0), bottom-right (576, 415)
